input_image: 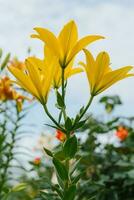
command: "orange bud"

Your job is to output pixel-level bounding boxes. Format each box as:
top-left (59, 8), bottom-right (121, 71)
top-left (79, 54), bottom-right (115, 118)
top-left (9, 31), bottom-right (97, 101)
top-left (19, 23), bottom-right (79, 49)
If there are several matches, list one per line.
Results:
top-left (33, 157), bottom-right (41, 165)
top-left (115, 126), bottom-right (128, 141)
top-left (56, 130), bottom-right (66, 142)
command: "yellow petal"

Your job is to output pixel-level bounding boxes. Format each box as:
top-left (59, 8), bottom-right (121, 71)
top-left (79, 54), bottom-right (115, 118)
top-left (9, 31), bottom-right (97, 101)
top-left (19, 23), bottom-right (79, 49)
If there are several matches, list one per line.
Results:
top-left (43, 46), bottom-right (61, 88)
top-left (8, 67), bottom-right (39, 98)
top-left (82, 49), bottom-right (95, 91)
top-left (95, 66), bottom-right (133, 94)
top-left (67, 35), bottom-right (105, 63)
top-left (65, 67), bottom-right (83, 79)
top-left (25, 59), bottom-right (42, 97)
top-left (44, 46), bottom-right (53, 62)
top-left (94, 51), bottom-right (111, 86)
top-left (53, 64), bottom-right (61, 88)
top-left (58, 20), bottom-right (78, 58)
top-left (27, 57), bottom-right (45, 71)
top-left (31, 27), bottom-right (61, 57)
top-left (42, 57), bottom-right (57, 99)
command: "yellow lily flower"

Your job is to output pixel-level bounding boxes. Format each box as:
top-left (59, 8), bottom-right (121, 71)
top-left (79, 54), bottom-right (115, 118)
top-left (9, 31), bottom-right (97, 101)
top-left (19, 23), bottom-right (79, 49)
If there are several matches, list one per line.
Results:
top-left (43, 47), bottom-right (83, 88)
top-left (8, 56), bottom-right (57, 103)
top-left (31, 20), bottom-right (104, 68)
top-left (81, 49), bottom-right (134, 96)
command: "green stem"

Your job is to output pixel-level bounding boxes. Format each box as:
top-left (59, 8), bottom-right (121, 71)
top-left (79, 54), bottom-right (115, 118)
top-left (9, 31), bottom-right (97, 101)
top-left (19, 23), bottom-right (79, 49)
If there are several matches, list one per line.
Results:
top-left (64, 133), bottom-right (71, 193)
top-left (62, 68), bottom-right (65, 101)
top-left (65, 159), bottom-right (70, 190)
top-left (42, 103), bottom-right (64, 131)
top-left (72, 95), bottom-right (94, 130)
top-left (61, 68), bottom-right (67, 121)
top-left (78, 95), bottom-right (94, 122)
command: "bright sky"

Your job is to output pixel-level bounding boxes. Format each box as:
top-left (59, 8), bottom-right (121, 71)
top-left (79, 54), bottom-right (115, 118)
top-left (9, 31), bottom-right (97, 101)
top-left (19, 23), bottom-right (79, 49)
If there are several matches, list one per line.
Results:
top-left (0, 0), bottom-right (134, 131)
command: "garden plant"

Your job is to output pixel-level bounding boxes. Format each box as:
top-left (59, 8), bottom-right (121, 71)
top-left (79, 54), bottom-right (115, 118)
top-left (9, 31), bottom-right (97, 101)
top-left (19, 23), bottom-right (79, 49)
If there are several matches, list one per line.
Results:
top-left (0, 20), bottom-right (134, 200)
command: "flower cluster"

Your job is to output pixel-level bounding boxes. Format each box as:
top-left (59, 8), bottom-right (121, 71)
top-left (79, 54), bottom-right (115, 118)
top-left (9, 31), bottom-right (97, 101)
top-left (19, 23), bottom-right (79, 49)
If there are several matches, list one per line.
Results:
top-left (8, 20), bottom-right (133, 104)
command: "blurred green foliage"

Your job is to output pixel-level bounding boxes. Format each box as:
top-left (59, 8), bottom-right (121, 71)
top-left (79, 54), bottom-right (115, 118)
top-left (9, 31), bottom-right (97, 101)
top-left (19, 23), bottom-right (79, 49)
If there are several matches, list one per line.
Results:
top-left (3, 95), bottom-right (134, 200)
top-left (76, 95), bottom-right (134, 200)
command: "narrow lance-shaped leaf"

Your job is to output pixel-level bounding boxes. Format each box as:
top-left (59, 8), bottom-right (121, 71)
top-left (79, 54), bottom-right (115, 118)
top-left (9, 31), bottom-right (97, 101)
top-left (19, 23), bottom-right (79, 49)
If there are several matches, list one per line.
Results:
top-left (0, 48), bottom-right (2, 59)
top-left (1, 53), bottom-right (10, 71)
top-left (56, 91), bottom-right (65, 109)
top-left (43, 147), bottom-right (53, 157)
top-left (65, 117), bottom-right (72, 131)
top-left (53, 157), bottom-right (68, 181)
top-left (63, 185), bottom-right (76, 200)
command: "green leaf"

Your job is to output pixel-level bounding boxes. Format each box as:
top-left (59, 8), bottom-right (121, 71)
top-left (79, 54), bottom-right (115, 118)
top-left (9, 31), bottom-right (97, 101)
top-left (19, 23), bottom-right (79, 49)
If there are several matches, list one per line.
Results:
top-left (45, 123), bottom-right (65, 133)
top-left (63, 135), bottom-right (77, 158)
top-left (56, 91), bottom-right (65, 108)
top-left (79, 106), bottom-right (85, 114)
top-left (57, 173), bottom-right (65, 189)
top-left (54, 150), bottom-right (66, 161)
top-left (1, 53), bottom-right (10, 70)
top-left (72, 171), bottom-right (85, 184)
top-left (107, 117), bottom-right (119, 126)
top-left (114, 95), bottom-right (122, 104)
top-left (65, 117), bottom-right (72, 131)
top-left (0, 48), bottom-right (2, 59)
top-left (105, 103), bottom-right (113, 113)
top-left (73, 119), bottom-right (87, 130)
top-left (99, 96), bottom-right (108, 103)
top-left (45, 123), bottom-right (58, 129)
top-left (12, 182), bottom-right (27, 192)
top-left (52, 184), bottom-right (63, 198)
top-left (70, 158), bottom-right (82, 175)
top-left (44, 147), bottom-right (53, 157)
top-left (63, 185), bottom-right (76, 200)
top-left (53, 157), bottom-right (68, 181)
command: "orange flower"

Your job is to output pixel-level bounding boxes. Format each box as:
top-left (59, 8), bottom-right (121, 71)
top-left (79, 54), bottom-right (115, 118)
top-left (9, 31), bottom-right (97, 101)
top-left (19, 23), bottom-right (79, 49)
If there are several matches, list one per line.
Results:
top-left (115, 126), bottom-right (128, 141)
top-left (0, 76), bottom-right (29, 111)
top-left (33, 157), bottom-right (41, 165)
top-left (0, 76), bottom-right (17, 100)
top-left (56, 130), bottom-right (66, 142)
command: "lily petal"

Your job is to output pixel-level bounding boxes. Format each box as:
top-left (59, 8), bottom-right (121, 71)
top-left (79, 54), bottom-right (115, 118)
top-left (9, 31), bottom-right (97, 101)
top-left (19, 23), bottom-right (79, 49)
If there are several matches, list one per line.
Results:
top-left (58, 20), bottom-right (78, 58)
top-left (68, 35), bottom-right (105, 63)
top-left (82, 49), bottom-right (95, 91)
top-left (65, 67), bottom-right (83, 79)
top-left (25, 59), bottom-right (42, 97)
top-left (8, 66), bottom-right (39, 98)
top-left (31, 27), bottom-right (61, 57)
top-left (95, 51), bottom-right (110, 82)
top-left (96, 66), bottom-right (133, 94)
